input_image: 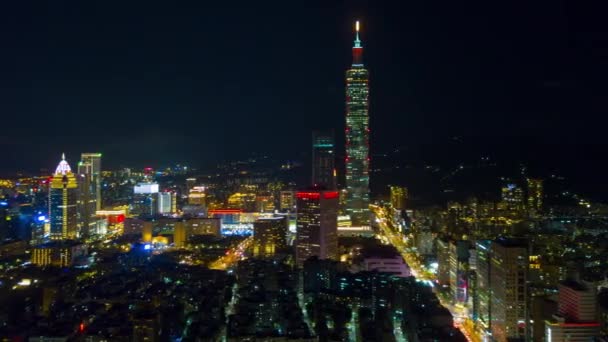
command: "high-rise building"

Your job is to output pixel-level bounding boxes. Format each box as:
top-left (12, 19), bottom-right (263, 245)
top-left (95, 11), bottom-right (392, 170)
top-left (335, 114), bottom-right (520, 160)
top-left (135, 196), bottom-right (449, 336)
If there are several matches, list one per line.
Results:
top-left (312, 130), bottom-right (336, 189)
top-left (157, 191), bottom-right (174, 215)
top-left (449, 240), bottom-right (470, 304)
top-left (527, 178), bottom-right (543, 215)
top-left (545, 279), bottom-right (600, 341)
top-left (79, 153), bottom-right (102, 210)
top-left (345, 21), bottom-right (370, 226)
top-left (49, 154), bottom-right (78, 240)
top-left (490, 238), bottom-right (529, 342)
top-left (295, 188), bottom-right (338, 267)
top-left (252, 217), bottom-right (287, 258)
top-left (475, 240), bottom-right (493, 337)
top-left (501, 183), bottom-right (525, 213)
top-left (131, 183), bottom-right (159, 217)
top-left (390, 185), bottom-right (408, 210)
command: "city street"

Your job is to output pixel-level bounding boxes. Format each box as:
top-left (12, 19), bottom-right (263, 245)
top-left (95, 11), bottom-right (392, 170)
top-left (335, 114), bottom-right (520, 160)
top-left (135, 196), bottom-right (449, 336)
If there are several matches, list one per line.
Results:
top-left (370, 205), bottom-right (475, 342)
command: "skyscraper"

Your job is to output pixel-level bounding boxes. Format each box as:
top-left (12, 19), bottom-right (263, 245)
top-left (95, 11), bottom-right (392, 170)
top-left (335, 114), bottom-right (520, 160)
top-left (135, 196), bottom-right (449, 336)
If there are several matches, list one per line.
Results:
top-left (79, 153), bottom-right (102, 210)
top-left (312, 130), bottom-right (336, 189)
top-left (49, 154), bottom-right (78, 240)
top-left (132, 183), bottom-right (159, 217)
top-left (158, 191), bottom-right (174, 215)
top-left (295, 188), bottom-right (338, 267)
top-left (345, 21), bottom-right (370, 226)
top-left (527, 178), bottom-right (543, 216)
top-left (77, 153), bottom-right (101, 237)
top-left (475, 240), bottom-right (493, 338)
top-left (491, 238), bottom-right (529, 342)
top-left (501, 183), bottom-right (525, 212)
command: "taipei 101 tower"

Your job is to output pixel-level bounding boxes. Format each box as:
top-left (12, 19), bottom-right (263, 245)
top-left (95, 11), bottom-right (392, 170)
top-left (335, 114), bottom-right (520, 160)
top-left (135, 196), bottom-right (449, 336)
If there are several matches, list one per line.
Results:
top-left (345, 21), bottom-right (370, 226)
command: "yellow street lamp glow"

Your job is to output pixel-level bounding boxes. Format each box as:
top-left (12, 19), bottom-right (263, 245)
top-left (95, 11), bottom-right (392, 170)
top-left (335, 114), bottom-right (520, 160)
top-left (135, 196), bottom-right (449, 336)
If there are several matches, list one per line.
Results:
top-left (356, 20), bottom-right (360, 32)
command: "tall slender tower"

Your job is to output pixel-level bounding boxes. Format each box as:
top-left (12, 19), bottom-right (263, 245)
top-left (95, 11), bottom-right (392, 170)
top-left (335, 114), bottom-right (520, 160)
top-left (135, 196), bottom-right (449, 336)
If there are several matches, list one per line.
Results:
top-left (345, 20), bottom-right (370, 226)
top-left (50, 154), bottom-right (78, 240)
top-left (80, 153), bottom-right (102, 210)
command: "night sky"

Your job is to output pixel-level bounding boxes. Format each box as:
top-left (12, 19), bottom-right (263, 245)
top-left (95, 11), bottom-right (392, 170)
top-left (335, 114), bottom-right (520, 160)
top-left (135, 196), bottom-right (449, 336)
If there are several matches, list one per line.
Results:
top-left (2, 1), bottom-right (608, 183)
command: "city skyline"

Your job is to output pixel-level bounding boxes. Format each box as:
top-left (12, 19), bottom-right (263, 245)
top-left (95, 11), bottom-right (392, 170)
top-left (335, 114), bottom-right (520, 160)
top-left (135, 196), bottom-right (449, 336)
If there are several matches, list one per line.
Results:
top-left (1, 4), bottom-right (608, 340)
top-left (2, 2), bottom-right (608, 187)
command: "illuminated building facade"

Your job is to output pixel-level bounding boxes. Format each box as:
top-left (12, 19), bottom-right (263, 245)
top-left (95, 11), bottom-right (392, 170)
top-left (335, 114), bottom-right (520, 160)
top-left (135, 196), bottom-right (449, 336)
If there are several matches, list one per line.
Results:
top-left (312, 130), bottom-right (336, 189)
top-left (390, 185), bottom-right (408, 210)
top-left (96, 209), bottom-right (125, 235)
top-left (475, 240), bottom-right (492, 336)
top-left (79, 153), bottom-right (102, 210)
top-left (501, 183), bottom-right (525, 212)
top-left (345, 21), bottom-right (370, 226)
top-left (131, 183), bottom-right (159, 217)
top-left (31, 241), bottom-right (87, 267)
top-left (227, 192), bottom-right (256, 211)
top-left (527, 178), bottom-right (543, 215)
top-left (186, 217), bottom-right (221, 237)
top-left (253, 217), bottom-right (287, 258)
top-left (77, 153), bottom-right (102, 237)
top-left (49, 154), bottom-right (79, 240)
top-left (295, 189), bottom-right (338, 266)
top-left (188, 186), bottom-right (206, 206)
top-left (491, 238), bottom-right (529, 342)
top-left (545, 280), bottom-right (599, 341)
top-left (449, 240), bottom-right (470, 304)
top-left (255, 193), bottom-right (275, 213)
top-left (158, 191), bottom-right (174, 215)
top-left (279, 191), bottom-right (295, 211)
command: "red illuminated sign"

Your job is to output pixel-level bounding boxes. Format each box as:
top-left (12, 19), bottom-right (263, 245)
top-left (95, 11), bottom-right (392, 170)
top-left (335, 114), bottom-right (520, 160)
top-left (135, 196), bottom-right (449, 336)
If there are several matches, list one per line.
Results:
top-left (296, 191), bottom-right (338, 200)
top-left (209, 209), bottom-right (243, 214)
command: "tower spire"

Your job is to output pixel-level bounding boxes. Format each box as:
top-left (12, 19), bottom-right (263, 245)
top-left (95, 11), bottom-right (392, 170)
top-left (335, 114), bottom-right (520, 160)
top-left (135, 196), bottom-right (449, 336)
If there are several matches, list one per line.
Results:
top-left (354, 20), bottom-right (361, 48)
top-left (352, 20), bottom-right (363, 66)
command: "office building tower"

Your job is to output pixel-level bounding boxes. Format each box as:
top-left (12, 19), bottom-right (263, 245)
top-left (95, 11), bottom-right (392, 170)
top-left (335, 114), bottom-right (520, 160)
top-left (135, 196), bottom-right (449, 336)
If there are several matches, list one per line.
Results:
top-left (345, 21), bottom-right (370, 226)
top-left (449, 240), bottom-right (470, 304)
top-left (295, 188), bottom-right (338, 267)
top-left (77, 153), bottom-right (102, 237)
top-left (279, 191), bottom-right (295, 211)
top-left (545, 279), bottom-right (600, 341)
top-left (253, 217), bottom-right (287, 258)
top-left (49, 154), bottom-right (78, 240)
top-left (132, 183), bottom-right (159, 217)
top-left (390, 185), bottom-right (408, 210)
top-left (491, 238), bottom-right (529, 342)
top-left (77, 163), bottom-right (95, 237)
top-left (312, 130), bottom-right (336, 189)
top-left (158, 191), bottom-right (173, 215)
top-left (475, 240), bottom-right (493, 337)
top-left (558, 280), bottom-right (597, 322)
top-left (436, 237), bottom-right (451, 286)
top-left (501, 183), bottom-right (525, 212)
top-left (527, 178), bottom-right (543, 215)
top-left (79, 153), bottom-right (102, 210)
